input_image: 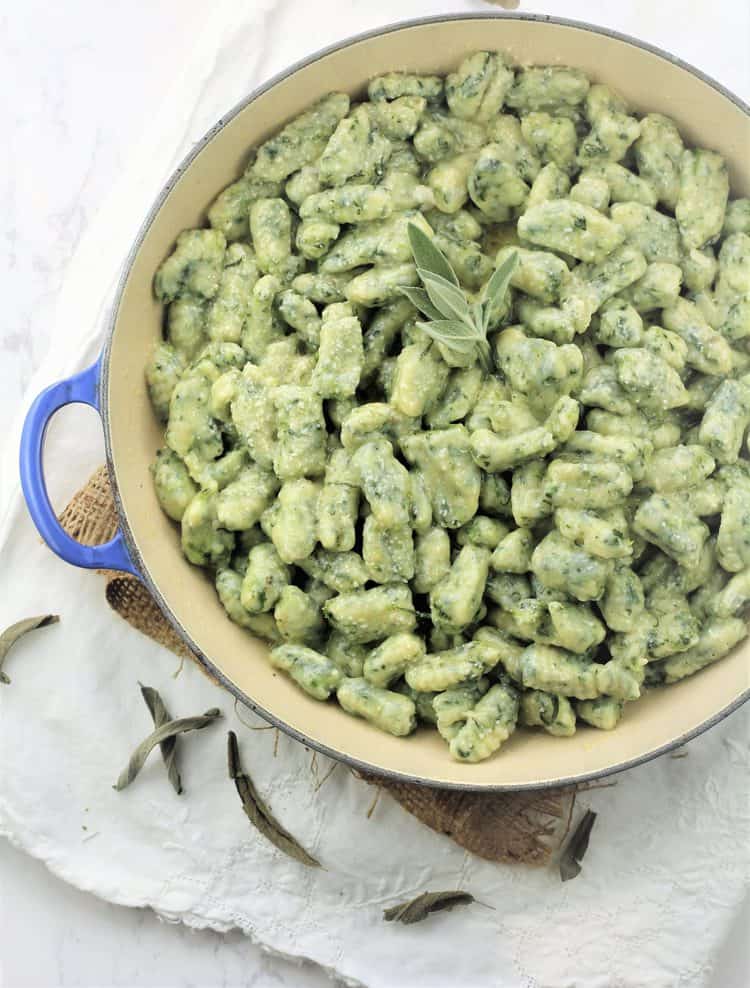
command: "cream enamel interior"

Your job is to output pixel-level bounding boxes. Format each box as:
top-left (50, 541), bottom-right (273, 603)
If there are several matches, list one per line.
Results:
top-left (105, 16), bottom-right (750, 789)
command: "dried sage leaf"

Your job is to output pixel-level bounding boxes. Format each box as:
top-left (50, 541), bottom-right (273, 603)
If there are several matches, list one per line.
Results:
top-left (227, 731), bottom-right (320, 867)
top-left (0, 614), bottom-right (59, 684)
top-left (114, 707), bottom-right (221, 791)
top-left (140, 684), bottom-right (182, 794)
top-left (383, 890), bottom-right (475, 925)
top-left (559, 809), bottom-right (597, 882)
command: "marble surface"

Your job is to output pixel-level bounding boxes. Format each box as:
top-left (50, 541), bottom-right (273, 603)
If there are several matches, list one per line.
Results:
top-left (2, 1), bottom-right (748, 985)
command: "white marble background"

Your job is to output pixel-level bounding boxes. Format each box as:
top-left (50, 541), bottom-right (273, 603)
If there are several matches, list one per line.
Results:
top-left (2, 1), bottom-right (748, 985)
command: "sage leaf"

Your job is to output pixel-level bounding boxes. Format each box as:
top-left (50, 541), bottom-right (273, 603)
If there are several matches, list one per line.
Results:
top-left (114, 707), bottom-right (221, 791)
top-left (0, 614), bottom-right (59, 685)
top-left (559, 809), bottom-right (597, 882)
top-left (417, 333), bottom-right (476, 366)
top-left (419, 270), bottom-right (472, 323)
top-left (482, 250), bottom-right (518, 315)
top-left (383, 890), bottom-right (475, 924)
top-left (398, 285), bottom-right (445, 322)
top-left (227, 731), bottom-right (320, 867)
top-left (408, 222), bottom-right (459, 286)
top-left (140, 684), bottom-right (182, 794)
top-left (417, 319), bottom-right (481, 343)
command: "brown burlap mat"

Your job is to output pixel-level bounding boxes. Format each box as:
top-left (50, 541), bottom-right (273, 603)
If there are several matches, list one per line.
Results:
top-left (59, 467), bottom-right (575, 865)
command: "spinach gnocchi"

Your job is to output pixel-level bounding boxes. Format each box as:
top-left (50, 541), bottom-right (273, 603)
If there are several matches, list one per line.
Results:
top-left (148, 52), bottom-right (749, 764)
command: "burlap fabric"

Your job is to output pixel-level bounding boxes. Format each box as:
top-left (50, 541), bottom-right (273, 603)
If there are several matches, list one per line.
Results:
top-left (58, 467), bottom-right (575, 865)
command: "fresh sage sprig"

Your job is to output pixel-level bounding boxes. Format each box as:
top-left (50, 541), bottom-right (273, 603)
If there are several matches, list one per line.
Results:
top-left (0, 614), bottom-right (59, 685)
top-left (400, 223), bottom-right (517, 371)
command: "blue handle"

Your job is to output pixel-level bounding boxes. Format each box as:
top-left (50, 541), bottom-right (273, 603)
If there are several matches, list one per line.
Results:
top-left (19, 358), bottom-right (139, 576)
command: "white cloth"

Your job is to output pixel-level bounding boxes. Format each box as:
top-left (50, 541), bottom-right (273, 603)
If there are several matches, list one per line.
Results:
top-left (1, 3), bottom-right (749, 986)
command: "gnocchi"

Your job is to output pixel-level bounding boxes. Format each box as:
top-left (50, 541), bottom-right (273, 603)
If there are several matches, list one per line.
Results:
top-left (148, 52), bottom-right (749, 763)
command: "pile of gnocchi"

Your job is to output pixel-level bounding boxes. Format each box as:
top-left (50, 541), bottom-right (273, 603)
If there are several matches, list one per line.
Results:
top-left (147, 52), bottom-right (750, 763)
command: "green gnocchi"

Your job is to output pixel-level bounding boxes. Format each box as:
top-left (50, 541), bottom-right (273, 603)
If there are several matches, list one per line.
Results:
top-left (148, 52), bottom-right (749, 763)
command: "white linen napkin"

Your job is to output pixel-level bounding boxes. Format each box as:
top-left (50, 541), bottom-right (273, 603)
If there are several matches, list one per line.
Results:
top-left (1, 3), bottom-right (748, 985)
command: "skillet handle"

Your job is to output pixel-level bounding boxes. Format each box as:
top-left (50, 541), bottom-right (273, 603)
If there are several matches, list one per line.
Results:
top-left (19, 357), bottom-right (139, 576)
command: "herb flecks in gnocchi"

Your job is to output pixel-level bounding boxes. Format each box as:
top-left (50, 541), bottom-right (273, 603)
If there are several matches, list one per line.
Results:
top-left (149, 51), bottom-right (749, 765)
